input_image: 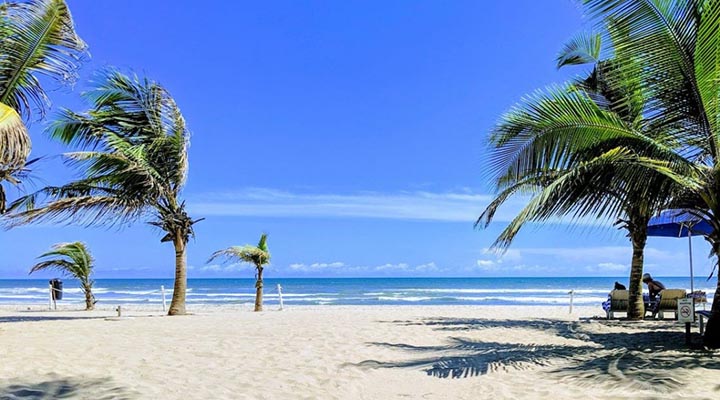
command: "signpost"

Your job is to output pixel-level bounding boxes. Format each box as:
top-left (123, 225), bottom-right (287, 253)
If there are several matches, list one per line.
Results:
top-left (678, 298), bottom-right (694, 322)
top-left (678, 298), bottom-right (694, 346)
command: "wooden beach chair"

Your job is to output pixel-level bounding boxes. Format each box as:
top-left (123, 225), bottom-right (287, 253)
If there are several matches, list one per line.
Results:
top-left (656, 289), bottom-right (687, 319)
top-left (606, 289), bottom-right (628, 319)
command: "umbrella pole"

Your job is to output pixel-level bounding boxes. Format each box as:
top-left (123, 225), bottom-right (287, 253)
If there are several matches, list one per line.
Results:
top-left (688, 232), bottom-right (695, 295)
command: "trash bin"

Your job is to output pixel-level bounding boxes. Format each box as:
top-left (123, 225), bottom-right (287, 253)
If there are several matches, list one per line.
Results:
top-left (50, 279), bottom-right (63, 300)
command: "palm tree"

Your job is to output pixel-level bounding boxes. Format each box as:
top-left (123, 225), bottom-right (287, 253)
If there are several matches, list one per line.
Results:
top-left (479, 32), bottom-right (681, 319)
top-left (576, 0), bottom-right (720, 349)
top-left (0, 0), bottom-right (86, 186)
top-left (207, 234), bottom-right (271, 312)
top-left (9, 69), bottom-right (201, 316)
top-left (30, 242), bottom-right (95, 310)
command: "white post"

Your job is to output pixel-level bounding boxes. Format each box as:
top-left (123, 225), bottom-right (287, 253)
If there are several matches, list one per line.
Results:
top-left (48, 283), bottom-right (53, 310)
top-left (161, 285), bottom-right (167, 312)
top-left (568, 290), bottom-right (574, 314)
top-left (277, 284), bottom-right (284, 311)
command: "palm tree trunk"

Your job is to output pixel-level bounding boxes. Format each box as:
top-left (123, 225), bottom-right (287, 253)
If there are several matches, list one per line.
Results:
top-left (627, 223), bottom-right (647, 320)
top-left (168, 231), bottom-right (187, 316)
top-left (703, 237), bottom-right (720, 348)
top-left (254, 267), bottom-right (263, 312)
top-left (83, 282), bottom-right (94, 311)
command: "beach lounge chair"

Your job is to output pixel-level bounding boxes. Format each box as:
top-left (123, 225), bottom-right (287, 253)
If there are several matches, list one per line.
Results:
top-left (656, 289), bottom-right (687, 319)
top-left (605, 289), bottom-right (628, 319)
top-left (696, 310), bottom-right (712, 335)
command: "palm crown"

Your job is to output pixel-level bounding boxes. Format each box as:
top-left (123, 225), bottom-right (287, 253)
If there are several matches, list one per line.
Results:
top-left (12, 69), bottom-right (194, 232)
top-left (208, 234), bottom-right (271, 269)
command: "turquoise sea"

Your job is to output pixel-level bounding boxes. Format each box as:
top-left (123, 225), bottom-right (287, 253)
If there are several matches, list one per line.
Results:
top-left (0, 277), bottom-right (715, 308)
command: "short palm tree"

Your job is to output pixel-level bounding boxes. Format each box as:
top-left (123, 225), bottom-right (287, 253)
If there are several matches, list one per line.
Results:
top-left (9, 70), bottom-right (201, 316)
top-left (0, 0), bottom-right (86, 186)
top-left (207, 234), bottom-right (271, 312)
top-left (30, 242), bottom-right (95, 310)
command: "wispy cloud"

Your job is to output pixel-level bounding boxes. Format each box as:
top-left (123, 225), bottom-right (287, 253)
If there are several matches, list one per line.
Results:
top-left (186, 188), bottom-right (520, 222)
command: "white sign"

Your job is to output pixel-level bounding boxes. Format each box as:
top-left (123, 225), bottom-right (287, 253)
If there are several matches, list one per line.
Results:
top-left (678, 298), bottom-right (694, 323)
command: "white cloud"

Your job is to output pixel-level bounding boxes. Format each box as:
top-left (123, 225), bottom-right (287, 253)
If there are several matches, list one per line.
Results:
top-left (596, 262), bottom-right (627, 271)
top-left (185, 187), bottom-right (615, 226)
top-left (289, 262), bottom-right (346, 272)
top-left (200, 263), bottom-right (250, 273)
top-left (415, 262), bottom-right (440, 272)
top-left (201, 264), bottom-right (223, 272)
top-left (471, 244), bottom-right (694, 276)
top-left (374, 263), bottom-right (410, 271)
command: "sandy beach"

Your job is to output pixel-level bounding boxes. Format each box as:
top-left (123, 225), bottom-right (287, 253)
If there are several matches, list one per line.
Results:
top-left (0, 305), bottom-right (717, 399)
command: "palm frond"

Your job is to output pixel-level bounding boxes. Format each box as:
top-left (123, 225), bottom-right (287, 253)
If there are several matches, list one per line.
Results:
top-left (489, 147), bottom-right (694, 249)
top-left (207, 234), bottom-right (271, 268)
top-left (694, 0), bottom-right (720, 149)
top-left (30, 241), bottom-right (93, 284)
top-left (0, 101), bottom-right (30, 168)
top-left (7, 69), bottom-right (195, 241)
top-left (556, 31), bottom-right (603, 68)
top-left (0, 0), bottom-right (87, 120)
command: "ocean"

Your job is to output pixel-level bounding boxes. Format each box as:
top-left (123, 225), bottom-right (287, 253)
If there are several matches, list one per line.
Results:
top-left (0, 277), bottom-right (715, 308)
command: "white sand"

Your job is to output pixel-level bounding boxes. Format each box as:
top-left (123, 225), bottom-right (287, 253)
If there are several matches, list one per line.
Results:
top-left (0, 305), bottom-right (718, 399)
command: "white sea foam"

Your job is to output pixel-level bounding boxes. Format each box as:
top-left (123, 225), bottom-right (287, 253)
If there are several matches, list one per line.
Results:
top-left (377, 296), bottom-right (434, 302)
top-left (398, 288), bottom-right (609, 294)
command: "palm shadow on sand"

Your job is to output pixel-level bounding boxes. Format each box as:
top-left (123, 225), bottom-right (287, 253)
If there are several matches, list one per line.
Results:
top-left (0, 315), bottom-right (107, 324)
top-left (353, 318), bottom-right (720, 393)
top-left (0, 375), bottom-right (136, 399)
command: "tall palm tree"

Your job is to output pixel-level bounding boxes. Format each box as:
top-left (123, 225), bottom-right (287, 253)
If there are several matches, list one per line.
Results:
top-left (207, 234), bottom-right (271, 312)
top-left (30, 242), bottom-right (95, 310)
top-left (9, 70), bottom-right (201, 316)
top-left (479, 33), bottom-right (681, 319)
top-left (0, 0), bottom-right (86, 182)
top-left (576, 0), bottom-right (720, 349)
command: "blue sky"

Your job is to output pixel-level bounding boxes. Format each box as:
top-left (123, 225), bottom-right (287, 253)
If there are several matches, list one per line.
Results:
top-left (0, 0), bottom-right (710, 279)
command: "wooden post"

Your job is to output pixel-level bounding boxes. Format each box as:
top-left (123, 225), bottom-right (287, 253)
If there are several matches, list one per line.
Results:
top-left (568, 290), bottom-right (574, 314)
top-left (48, 283), bottom-right (53, 310)
top-left (277, 284), bottom-right (284, 311)
top-left (161, 285), bottom-right (167, 312)
top-left (685, 322), bottom-right (692, 346)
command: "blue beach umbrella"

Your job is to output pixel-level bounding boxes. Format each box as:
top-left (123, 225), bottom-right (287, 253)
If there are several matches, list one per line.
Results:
top-left (647, 209), bottom-right (713, 294)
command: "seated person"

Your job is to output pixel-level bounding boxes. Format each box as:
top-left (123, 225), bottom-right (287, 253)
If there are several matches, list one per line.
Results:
top-left (642, 273), bottom-right (665, 316)
top-left (642, 273), bottom-right (665, 300)
top-left (602, 282), bottom-right (628, 312)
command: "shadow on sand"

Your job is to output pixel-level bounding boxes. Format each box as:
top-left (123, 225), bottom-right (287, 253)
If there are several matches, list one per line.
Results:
top-left (0, 315), bottom-right (107, 324)
top-left (353, 318), bottom-right (720, 393)
top-left (0, 375), bottom-right (136, 399)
